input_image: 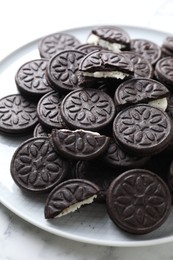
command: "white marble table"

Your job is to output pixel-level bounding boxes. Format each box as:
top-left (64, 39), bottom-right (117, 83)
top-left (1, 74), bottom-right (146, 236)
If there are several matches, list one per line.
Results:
top-left (1, 0), bottom-right (173, 259)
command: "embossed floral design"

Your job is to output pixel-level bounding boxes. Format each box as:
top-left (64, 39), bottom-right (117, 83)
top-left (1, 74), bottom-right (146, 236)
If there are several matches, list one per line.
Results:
top-left (131, 39), bottom-right (161, 65)
top-left (104, 138), bottom-right (146, 168)
top-left (62, 89), bottom-right (115, 130)
top-left (51, 129), bottom-right (110, 159)
top-left (40, 33), bottom-right (80, 59)
top-left (93, 27), bottom-right (130, 44)
top-left (45, 180), bottom-right (99, 218)
top-left (38, 92), bottom-right (65, 128)
top-left (116, 105), bottom-right (169, 147)
top-left (123, 52), bottom-right (152, 78)
top-left (49, 50), bottom-right (84, 90)
top-left (17, 60), bottom-right (52, 92)
top-left (116, 79), bottom-right (169, 105)
top-left (13, 138), bottom-right (68, 191)
top-left (113, 172), bottom-right (169, 228)
top-left (158, 57), bottom-right (173, 80)
top-left (0, 94), bottom-right (37, 129)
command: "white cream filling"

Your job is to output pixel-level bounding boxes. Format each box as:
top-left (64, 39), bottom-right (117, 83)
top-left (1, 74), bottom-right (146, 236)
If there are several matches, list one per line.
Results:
top-left (58, 129), bottom-right (100, 136)
top-left (82, 71), bottom-right (129, 79)
top-left (148, 97), bottom-right (168, 111)
top-left (57, 195), bottom-right (97, 217)
top-left (87, 34), bottom-right (125, 52)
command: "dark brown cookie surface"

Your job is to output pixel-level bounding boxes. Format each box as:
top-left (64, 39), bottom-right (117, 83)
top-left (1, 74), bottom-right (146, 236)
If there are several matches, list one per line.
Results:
top-left (114, 78), bottom-right (169, 107)
top-left (10, 137), bottom-right (69, 192)
top-left (39, 32), bottom-right (81, 59)
top-left (0, 94), bottom-right (38, 134)
top-left (103, 138), bottom-right (150, 169)
top-left (113, 104), bottom-right (172, 156)
top-left (106, 169), bottom-right (171, 234)
top-left (79, 50), bottom-right (134, 76)
top-left (50, 129), bottom-right (110, 160)
top-left (155, 57), bottom-right (173, 87)
top-left (123, 51), bottom-right (153, 79)
top-left (46, 50), bottom-right (85, 93)
top-left (15, 59), bottom-right (52, 100)
top-left (130, 39), bottom-right (161, 65)
top-left (37, 91), bottom-right (66, 130)
top-left (33, 123), bottom-right (50, 137)
top-left (44, 179), bottom-right (100, 218)
top-left (60, 88), bottom-right (116, 131)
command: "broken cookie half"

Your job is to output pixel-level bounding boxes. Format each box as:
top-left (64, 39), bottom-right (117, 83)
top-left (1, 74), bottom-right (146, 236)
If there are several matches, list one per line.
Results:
top-left (44, 179), bottom-right (100, 219)
top-left (79, 50), bottom-right (134, 83)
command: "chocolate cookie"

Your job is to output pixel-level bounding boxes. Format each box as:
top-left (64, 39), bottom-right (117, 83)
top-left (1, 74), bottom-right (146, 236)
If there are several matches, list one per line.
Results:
top-left (102, 138), bottom-right (150, 170)
top-left (39, 32), bottom-right (81, 59)
top-left (10, 137), bottom-right (70, 192)
top-left (155, 57), bottom-right (173, 90)
top-left (50, 129), bottom-right (110, 160)
top-left (60, 88), bottom-right (116, 132)
top-left (15, 59), bottom-right (52, 101)
top-left (79, 50), bottom-right (134, 81)
top-left (44, 179), bottom-right (100, 218)
top-left (73, 160), bottom-right (118, 202)
top-left (161, 36), bottom-right (173, 57)
top-left (37, 91), bottom-right (66, 130)
top-left (113, 104), bottom-right (172, 156)
top-left (123, 51), bottom-right (153, 78)
top-left (0, 94), bottom-right (38, 134)
top-left (46, 50), bottom-right (85, 93)
top-left (33, 123), bottom-right (50, 137)
top-left (114, 78), bottom-right (169, 110)
top-left (87, 26), bottom-right (131, 52)
top-left (106, 169), bottom-right (171, 234)
top-left (130, 39), bottom-right (161, 65)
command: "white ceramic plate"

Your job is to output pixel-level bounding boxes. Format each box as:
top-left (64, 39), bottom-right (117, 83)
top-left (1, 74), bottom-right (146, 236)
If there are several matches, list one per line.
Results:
top-left (0, 25), bottom-right (173, 247)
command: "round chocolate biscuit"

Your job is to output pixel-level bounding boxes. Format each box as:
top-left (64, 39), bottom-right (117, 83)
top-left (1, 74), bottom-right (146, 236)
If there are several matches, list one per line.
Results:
top-left (60, 88), bottom-right (116, 132)
top-left (88, 26), bottom-right (131, 51)
top-left (114, 78), bottom-right (169, 107)
top-left (46, 50), bottom-right (85, 93)
top-left (15, 59), bottom-right (52, 101)
top-left (112, 104), bottom-right (172, 156)
top-left (37, 91), bottom-right (66, 130)
top-left (0, 94), bottom-right (38, 134)
top-left (50, 129), bottom-right (110, 160)
top-left (123, 51), bottom-right (153, 79)
top-left (102, 138), bottom-right (150, 170)
top-left (10, 137), bottom-right (69, 193)
top-left (106, 169), bottom-right (171, 234)
top-left (130, 39), bottom-right (161, 65)
top-left (44, 179), bottom-right (100, 218)
top-left (39, 32), bottom-right (81, 59)
top-left (155, 57), bottom-right (173, 88)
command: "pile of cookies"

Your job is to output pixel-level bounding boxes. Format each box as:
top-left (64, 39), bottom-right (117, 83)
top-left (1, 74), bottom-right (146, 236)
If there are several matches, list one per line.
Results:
top-left (2, 25), bottom-right (173, 235)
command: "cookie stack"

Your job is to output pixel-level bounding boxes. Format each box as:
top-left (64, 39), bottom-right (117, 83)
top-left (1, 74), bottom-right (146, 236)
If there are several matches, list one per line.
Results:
top-left (2, 25), bottom-right (173, 235)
